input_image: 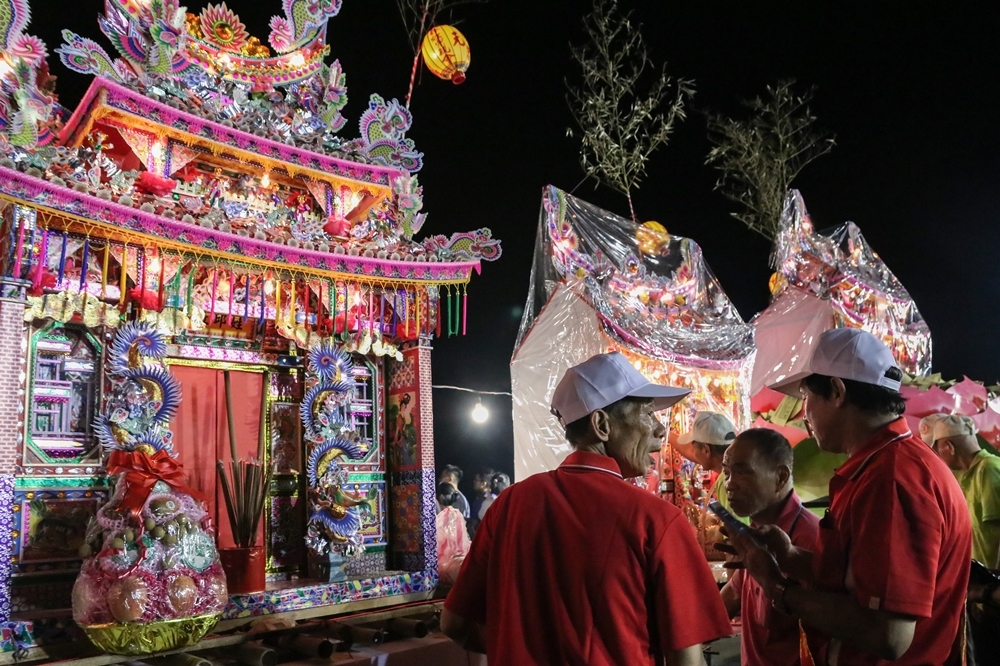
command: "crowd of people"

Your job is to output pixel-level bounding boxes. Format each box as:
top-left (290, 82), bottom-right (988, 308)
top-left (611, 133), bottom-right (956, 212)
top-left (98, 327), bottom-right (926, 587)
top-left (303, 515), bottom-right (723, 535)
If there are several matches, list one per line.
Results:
top-left (436, 328), bottom-right (1000, 665)
top-left (435, 463), bottom-right (511, 588)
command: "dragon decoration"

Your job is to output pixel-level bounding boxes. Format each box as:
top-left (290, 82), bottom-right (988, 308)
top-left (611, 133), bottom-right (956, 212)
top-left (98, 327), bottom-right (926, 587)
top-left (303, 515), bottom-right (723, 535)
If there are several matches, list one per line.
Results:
top-left (300, 340), bottom-right (376, 561)
top-left (0, 0), bottom-right (62, 149)
top-left (53, 0), bottom-right (426, 171)
top-left (93, 322), bottom-right (182, 454)
top-left (57, 0), bottom-right (340, 85)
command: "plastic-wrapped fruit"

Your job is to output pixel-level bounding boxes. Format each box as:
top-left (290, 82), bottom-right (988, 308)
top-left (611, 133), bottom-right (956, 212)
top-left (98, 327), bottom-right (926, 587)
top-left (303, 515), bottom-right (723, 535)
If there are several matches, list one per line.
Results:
top-left (206, 575), bottom-right (228, 607)
top-left (107, 577), bottom-right (149, 623)
top-left (110, 537), bottom-right (125, 550)
top-left (149, 498), bottom-right (179, 516)
top-left (152, 526), bottom-right (165, 539)
top-left (168, 575), bottom-right (198, 614)
top-left (144, 518), bottom-right (156, 530)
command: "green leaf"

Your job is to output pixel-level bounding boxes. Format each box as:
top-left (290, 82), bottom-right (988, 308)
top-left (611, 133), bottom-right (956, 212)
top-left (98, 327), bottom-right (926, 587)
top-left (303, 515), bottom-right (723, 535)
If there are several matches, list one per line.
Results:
top-left (793, 437), bottom-right (847, 504)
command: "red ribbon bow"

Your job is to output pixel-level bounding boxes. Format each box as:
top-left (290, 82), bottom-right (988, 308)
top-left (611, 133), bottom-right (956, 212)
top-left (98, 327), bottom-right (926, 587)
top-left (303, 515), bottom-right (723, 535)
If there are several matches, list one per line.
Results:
top-left (106, 449), bottom-right (208, 515)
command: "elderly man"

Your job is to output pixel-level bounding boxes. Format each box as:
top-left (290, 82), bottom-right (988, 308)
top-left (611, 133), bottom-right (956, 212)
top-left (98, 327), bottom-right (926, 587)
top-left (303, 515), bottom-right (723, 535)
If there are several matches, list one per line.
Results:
top-left (718, 428), bottom-right (820, 666)
top-left (676, 411), bottom-right (741, 516)
top-left (441, 352), bottom-right (732, 665)
top-left (928, 417), bottom-right (1000, 666)
top-left (928, 415), bottom-right (1000, 568)
top-left (728, 329), bottom-right (971, 665)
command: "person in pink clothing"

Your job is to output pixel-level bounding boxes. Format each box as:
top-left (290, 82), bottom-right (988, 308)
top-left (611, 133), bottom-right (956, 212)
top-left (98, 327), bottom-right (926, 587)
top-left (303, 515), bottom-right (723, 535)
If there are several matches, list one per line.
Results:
top-left (436, 482), bottom-right (471, 589)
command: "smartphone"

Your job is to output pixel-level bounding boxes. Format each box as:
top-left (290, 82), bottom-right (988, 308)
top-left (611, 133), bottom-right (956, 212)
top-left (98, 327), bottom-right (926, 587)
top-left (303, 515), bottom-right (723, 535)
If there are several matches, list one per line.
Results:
top-left (708, 500), bottom-right (758, 544)
top-left (970, 559), bottom-right (1000, 586)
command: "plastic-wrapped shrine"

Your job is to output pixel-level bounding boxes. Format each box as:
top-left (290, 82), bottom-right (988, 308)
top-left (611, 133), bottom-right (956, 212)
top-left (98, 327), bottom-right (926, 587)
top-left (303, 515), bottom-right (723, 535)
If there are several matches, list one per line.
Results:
top-left (752, 190), bottom-right (931, 395)
top-left (512, 186), bottom-right (755, 500)
top-left (0, 0), bottom-right (499, 648)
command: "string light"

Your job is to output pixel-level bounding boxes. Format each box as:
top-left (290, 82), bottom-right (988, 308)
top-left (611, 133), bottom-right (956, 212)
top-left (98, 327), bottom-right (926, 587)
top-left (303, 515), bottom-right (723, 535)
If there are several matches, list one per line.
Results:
top-left (471, 397), bottom-right (489, 424)
top-left (431, 384), bottom-right (512, 425)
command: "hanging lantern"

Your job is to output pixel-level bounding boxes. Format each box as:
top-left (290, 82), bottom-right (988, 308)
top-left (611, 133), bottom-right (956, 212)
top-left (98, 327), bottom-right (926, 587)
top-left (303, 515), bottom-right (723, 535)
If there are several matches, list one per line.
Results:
top-left (421, 25), bottom-right (471, 84)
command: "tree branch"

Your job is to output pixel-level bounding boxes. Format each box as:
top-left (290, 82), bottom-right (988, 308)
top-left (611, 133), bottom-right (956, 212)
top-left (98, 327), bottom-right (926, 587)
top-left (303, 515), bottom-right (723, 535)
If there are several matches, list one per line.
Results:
top-left (705, 80), bottom-right (834, 240)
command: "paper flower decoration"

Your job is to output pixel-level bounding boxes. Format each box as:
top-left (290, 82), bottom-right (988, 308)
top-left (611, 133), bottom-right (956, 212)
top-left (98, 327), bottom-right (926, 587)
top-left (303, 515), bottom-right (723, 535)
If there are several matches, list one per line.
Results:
top-left (199, 3), bottom-right (249, 52)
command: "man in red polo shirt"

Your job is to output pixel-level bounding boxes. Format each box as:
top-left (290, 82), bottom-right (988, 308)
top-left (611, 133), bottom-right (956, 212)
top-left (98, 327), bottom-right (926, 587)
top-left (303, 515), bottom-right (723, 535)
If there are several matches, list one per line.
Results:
top-left (441, 352), bottom-right (733, 665)
top-left (718, 428), bottom-right (820, 666)
top-left (727, 329), bottom-right (971, 665)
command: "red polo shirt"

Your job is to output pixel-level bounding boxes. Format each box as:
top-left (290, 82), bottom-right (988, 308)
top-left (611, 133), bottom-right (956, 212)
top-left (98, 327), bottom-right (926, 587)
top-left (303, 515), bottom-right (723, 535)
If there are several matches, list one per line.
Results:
top-left (806, 418), bottom-right (971, 666)
top-left (445, 450), bottom-right (732, 665)
top-left (729, 490), bottom-right (820, 666)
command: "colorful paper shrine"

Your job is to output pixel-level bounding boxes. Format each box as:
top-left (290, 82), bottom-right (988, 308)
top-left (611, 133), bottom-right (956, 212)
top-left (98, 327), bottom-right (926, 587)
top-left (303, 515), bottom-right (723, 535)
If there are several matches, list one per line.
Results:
top-left (512, 186), bottom-right (755, 489)
top-left (752, 190), bottom-right (932, 394)
top-left (0, 0), bottom-right (499, 654)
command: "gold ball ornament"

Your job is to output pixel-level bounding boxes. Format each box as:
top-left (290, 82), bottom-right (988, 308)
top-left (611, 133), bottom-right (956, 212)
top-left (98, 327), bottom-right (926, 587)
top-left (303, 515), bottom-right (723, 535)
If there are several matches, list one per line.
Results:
top-left (636, 221), bottom-right (669, 255)
top-left (769, 272), bottom-right (787, 296)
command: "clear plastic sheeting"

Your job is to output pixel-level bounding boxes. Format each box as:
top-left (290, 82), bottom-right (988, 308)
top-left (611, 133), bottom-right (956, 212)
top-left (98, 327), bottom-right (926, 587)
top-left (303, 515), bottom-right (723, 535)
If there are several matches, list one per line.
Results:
top-left (511, 281), bottom-right (606, 481)
top-left (516, 186), bottom-right (756, 363)
top-left (767, 190), bottom-right (932, 376)
top-left (750, 288), bottom-right (835, 395)
top-left (512, 187), bottom-right (755, 480)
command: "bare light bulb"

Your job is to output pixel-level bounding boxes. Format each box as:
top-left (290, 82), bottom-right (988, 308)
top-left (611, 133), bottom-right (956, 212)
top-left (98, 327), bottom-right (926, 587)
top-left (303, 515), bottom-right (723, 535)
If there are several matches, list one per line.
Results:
top-left (471, 398), bottom-right (489, 424)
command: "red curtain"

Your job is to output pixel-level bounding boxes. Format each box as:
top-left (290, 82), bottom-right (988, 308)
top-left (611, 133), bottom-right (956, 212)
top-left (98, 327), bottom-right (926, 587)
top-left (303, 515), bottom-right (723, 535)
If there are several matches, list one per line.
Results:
top-left (171, 366), bottom-right (264, 548)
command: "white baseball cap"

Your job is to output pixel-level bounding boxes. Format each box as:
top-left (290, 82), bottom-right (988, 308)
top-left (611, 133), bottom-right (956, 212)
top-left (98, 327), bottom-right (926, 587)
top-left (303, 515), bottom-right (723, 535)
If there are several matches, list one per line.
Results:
top-left (677, 411), bottom-right (737, 446)
top-left (769, 328), bottom-right (902, 396)
top-left (932, 414), bottom-right (977, 442)
top-left (550, 352), bottom-right (690, 426)
top-left (919, 413), bottom-right (948, 445)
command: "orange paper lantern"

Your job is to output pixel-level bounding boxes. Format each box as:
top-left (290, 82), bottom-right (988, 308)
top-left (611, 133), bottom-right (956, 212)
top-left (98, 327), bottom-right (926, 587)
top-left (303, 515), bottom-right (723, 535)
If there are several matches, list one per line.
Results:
top-left (421, 25), bottom-right (471, 84)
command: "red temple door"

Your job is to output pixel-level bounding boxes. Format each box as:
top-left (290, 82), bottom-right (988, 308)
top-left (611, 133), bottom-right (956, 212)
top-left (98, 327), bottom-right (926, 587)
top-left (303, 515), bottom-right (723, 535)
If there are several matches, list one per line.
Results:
top-left (170, 366), bottom-right (265, 548)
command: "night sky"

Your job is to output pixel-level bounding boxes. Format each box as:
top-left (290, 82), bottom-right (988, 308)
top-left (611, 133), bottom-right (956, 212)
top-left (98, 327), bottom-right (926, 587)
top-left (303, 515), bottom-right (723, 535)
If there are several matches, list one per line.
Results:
top-left (30, 2), bottom-right (1000, 494)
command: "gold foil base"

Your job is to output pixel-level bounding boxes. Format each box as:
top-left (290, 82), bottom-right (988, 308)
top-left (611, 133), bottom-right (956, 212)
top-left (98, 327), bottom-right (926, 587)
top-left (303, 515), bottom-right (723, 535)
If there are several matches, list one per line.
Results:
top-left (80, 613), bottom-right (221, 655)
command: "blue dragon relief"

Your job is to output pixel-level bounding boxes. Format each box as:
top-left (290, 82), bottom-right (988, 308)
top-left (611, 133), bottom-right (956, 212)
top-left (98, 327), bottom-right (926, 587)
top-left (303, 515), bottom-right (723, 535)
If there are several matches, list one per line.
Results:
top-left (301, 341), bottom-right (375, 557)
top-left (93, 322), bottom-right (181, 455)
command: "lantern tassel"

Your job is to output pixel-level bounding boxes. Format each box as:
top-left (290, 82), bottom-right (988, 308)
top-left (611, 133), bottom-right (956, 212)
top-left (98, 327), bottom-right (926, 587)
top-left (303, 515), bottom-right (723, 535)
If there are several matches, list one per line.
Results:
top-left (119, 242), bottom-right (128, 312)
top-left (57, 232), bottom-right (67, 286)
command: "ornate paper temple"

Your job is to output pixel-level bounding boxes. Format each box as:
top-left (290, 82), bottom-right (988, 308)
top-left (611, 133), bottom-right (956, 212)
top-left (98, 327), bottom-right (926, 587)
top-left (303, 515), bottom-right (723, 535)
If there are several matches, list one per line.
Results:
top-left (0, 0), bottom-right (499, 652)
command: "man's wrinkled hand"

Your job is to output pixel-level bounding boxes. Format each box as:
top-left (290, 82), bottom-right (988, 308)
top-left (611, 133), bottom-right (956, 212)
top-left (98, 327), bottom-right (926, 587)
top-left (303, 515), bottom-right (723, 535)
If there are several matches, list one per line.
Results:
top-left (714, 526), bottom-right (743, 568)
top-left (754, 524), bottom-right (793, 568)
top-left (718, 524), bottom-right (784, 590)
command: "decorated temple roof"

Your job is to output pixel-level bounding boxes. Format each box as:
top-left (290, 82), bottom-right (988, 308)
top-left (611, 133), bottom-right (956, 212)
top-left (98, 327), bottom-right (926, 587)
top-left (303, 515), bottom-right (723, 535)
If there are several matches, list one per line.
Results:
top-left (0, 0), bottom-right (500, 281)
top-left (768, 190), bottom-right (931, 375)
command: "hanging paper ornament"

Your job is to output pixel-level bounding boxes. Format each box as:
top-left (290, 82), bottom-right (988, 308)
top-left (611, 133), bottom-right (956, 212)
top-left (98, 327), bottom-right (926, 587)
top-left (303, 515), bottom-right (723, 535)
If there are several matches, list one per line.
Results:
top-left (636, 221), bottom-right (669, 255)
top-left (421, 25), bottom-right (471, 84)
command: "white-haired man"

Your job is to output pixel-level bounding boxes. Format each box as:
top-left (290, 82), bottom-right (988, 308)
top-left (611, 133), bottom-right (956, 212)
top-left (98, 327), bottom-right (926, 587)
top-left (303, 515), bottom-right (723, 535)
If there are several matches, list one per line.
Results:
top-left (928, 415), bottom-right (1000, 569)
top-left (442, 352), bottom-right (732, 665)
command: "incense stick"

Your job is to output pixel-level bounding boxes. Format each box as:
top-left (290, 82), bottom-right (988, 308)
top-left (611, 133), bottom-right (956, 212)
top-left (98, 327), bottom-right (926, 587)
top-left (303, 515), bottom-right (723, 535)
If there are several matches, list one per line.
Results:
top-left (218, 371), bottom-right (273, 548)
